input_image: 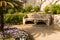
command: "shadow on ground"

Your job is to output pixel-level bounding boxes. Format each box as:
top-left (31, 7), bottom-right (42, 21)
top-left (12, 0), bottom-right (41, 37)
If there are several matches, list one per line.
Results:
top-left (23, 24), bottom-right (60, 38)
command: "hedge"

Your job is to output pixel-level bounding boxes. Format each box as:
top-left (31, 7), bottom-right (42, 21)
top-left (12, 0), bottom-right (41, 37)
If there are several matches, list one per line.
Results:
top-left (4, 14), bottom-right (26, 24)
top-left (34, 6), bottom-right (40, 12)
top-left (44, 6), bottom-right (49, 13)
top-left (44, 4), bottom-right (60, 14)
top-left (21, 5), bottom-right (33, 13)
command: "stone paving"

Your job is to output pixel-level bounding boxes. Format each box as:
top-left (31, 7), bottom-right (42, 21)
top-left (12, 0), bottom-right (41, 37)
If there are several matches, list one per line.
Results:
top-left (8, 24), bottom-right (60, 40)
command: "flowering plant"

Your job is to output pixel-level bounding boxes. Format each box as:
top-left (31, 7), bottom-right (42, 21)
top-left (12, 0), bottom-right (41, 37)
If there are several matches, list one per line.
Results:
top-left (0, 28), bottom-right (29, 40)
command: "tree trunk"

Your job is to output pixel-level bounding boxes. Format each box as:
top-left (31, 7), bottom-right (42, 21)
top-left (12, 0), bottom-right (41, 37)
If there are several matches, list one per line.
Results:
top-left (0, 7), bottom-right (4, 31)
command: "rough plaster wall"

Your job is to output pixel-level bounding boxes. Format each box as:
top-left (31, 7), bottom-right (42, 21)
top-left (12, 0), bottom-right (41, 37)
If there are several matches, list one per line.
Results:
top-left (26, 0), bottom-right (41, 6)
top-left (26, 0), bottom-right (36, 6)
top-left (21, 0), bottom-right (60, 11)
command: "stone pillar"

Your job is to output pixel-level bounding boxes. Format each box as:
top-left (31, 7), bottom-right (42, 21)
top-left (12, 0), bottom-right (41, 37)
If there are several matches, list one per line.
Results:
top-left (23, 17), bottom-right (26, 24)
top-left (53, 14), bottom-right (60, 27)
top-left (34, 20), bottom-right (37, 24)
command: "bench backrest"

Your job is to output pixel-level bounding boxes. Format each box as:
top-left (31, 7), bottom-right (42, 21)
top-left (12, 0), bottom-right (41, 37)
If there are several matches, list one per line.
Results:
top-left (26, 13), bottom-right (51, 19)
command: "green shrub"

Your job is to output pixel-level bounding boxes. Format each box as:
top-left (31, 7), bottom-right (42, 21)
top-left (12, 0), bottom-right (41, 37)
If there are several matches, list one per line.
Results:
top-left (4, 14), bottom-right (26, 24)
top-left (49, 4), bottom-right (60, 14)
top-left (50, 4), bottom-right (58, 14)
top-left (25, 5), bottom-right (33, 12)
top-left (21, 8), bottom-right (26, 13)
top-left (44, 6), bottom-right (49, 13)
top-left (56, 4), bottom-right (60, 14)
top-left (34, 6), bottom-right (40, 12)
top-left (21, 5), bottom-right (33, 13)
top-left (57, 9), bottom-right (60, 14)
top-left (8, 9), bottom-right (14, 14)
top-left (50, 4), bottom-right (57, 14)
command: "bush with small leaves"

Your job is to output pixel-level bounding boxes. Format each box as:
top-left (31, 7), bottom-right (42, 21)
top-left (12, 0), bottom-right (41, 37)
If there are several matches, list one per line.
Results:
top-left (44, 6), bottom-right (49, 13)
top-left (8, 9), bottom-right (15, 14)
top-left (57, 9), bottom-right (60, 14)
top-left (49, 4), bottom-right (60, 14)
top-left (49, 4), bottom-right (57, 14)
top-left (21, 8), bottom-right (26, 13)
top-left (56, 4), bottom-right (60, 14)
top-left (34, 6), bottom-right (40, 12)
top-left (25, 5), bottom-right (33, 12)
top-left (21, 5), bottom-right (33, 13)
top-left (4, 14), bottom-right (26, 24)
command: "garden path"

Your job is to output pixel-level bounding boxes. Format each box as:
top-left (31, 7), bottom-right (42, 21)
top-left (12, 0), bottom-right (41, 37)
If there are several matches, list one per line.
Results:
top-left (8, 24), bottom-right (60, 40)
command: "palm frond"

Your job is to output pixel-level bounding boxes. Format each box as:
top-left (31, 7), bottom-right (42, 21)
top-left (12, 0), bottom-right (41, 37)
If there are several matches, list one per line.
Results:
top-left (12, 2), bottom-right (19, 6)
top-left (7, 2), bottom-right (14, 8)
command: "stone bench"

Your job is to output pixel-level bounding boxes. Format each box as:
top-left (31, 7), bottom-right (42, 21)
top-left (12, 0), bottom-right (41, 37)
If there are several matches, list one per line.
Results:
top-left (23, 13), bottom-right (52, 26)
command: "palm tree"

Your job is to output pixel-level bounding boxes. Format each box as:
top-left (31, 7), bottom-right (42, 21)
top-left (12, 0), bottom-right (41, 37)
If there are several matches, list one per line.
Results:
top-left (0, 0), bottom-right (23, 31)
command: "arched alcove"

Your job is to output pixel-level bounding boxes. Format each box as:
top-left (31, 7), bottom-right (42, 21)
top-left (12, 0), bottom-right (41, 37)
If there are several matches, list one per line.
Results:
top-left (25, 21), bottom-right (34, 24)
top-left (37, 21), bottom-right (46, 25)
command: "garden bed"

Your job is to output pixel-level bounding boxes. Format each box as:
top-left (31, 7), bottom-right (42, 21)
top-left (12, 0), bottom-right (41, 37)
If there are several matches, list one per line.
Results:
top-left (0, 28), bottom-right (32, 40)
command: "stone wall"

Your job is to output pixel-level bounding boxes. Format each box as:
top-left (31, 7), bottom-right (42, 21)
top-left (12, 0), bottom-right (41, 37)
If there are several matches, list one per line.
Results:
top-left (53, 14), bottom-right (60, 27)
